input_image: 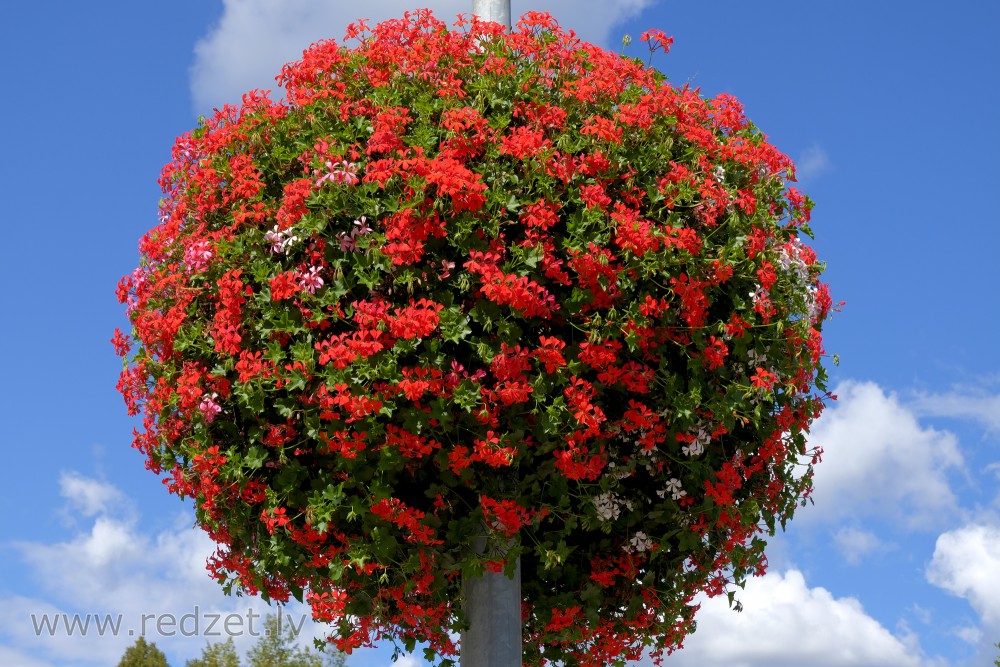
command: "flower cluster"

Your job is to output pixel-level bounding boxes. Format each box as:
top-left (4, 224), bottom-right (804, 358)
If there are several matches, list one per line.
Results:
top-left (116, 10), bottom-right (833, 667)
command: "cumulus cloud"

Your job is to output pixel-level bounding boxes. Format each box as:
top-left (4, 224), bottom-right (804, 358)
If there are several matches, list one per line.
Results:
top-left (58, 472), bottom-right (125, 518)
top-left (190, 0), bottom-right (654, 111)
top-left (806, 381), bottom-right (964, 528)
top-left (926, 524), bottom-right (1000, 628)
top-left (361, 570), bottom-right (929, 667)
top-left (925, 523), bottom-right (1000, 665)
top-left (659, 569), bottom-right (924, 667)
top-left (2, 474), bottom-right (326, 667)
top-left (5, 470), bottom-right (952, 667)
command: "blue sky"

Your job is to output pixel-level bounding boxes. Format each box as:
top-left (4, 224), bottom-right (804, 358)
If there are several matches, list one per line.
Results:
top-left (1, 1), bottom-right (998, 666)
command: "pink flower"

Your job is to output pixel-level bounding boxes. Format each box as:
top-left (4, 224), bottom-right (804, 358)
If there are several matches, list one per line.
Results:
top-left (199, 393), bottom-right (221, 422)
top-left (315, 160), bottom-right (359, 187)
top-left (337, 216), bottom-right (373, 251)
top-left (438, 259), bottom-right (456, 279)
top-left (183, 240), bottom-right (214, 273)
top-left (264, 226), bottom-right (299, 254)
top-left (298, 266), bottom-right (324, 294)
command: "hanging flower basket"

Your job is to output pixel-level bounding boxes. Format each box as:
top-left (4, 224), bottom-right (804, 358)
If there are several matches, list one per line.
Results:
top-left (116, 10), bottom-right (833, 667)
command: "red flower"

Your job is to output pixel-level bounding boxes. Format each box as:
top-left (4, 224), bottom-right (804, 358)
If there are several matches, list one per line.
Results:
top-left (370, 498), bottom-right (442, 545)
top-left (480, 495), bottom-right (534, 536)
top-left (471, 431), bottom-right (516, 467)
top-left (701, 336), bottom-right (728, 370)
top-left (579, 183), bottom-right (612, 210)
top-left (532, 336), bottom-right (567, 373)
top-left (581, 116), bottom-right (623, 144)
top-left (669, 274), bottom-right (710, 328)
top-left (500, 126), bottom-right (550, 160)
top-left (757, 261), bottom-right (778, 290)
top-left (751, 367), bottom-right (778, 391)
top-left (387, 299), bottom-right (444, 340)
top-left (110, 328), bottom-right (131, 357)
top-left (275, 178), bottom-right (313, 229)
top-left (639, 28), bottom-right (674, 54)
top-left (269, 271), bottom-right (298, 300)
top-left (519, 199), bottom-right (560, 230)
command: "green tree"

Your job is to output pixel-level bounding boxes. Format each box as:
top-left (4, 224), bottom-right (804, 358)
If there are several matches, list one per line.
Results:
top-left (182, 618), bottom-right (346, 667)
top-left (246, 613), bottom-right (323, 667)
top-left (186, 637), bottom-right (240, 667)
top-left (117, 636), bottom-right (170, 667)
top-left (993, 641), bottom-right (999, 667)
top-left (320, 648), bottom-right (346, 667)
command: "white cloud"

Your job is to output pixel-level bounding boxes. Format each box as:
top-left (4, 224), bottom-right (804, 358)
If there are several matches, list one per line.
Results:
top-left (910, 389), bottom-right (1000, 433)
top-left (660, 569), bottom-right (924, 667)
top-left (925, 523), bottom-right (1000, 665)
top-left (58, 472), bottom-right (125, 518)
top-left (795, 144), bottom-right (831, 181)
top-left (954, 625), bottom-right (983, 645)
top-left (190, 0), bottom-right (654, 111)
top-left (0, 645), bottom-right (54, 667)
top-left (4, 470), bottom-right (955, 667)
top-left (832, 527), bottom-right (890, 565)
top-left (926, 524), bottom-right (1000, 628)
top-left (806, 381), bottom-right (963, 528)
top-left (2, 474), bottom-right (328, 667)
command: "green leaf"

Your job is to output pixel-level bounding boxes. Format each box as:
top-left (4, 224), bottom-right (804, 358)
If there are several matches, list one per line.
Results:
top-left (244, 445), bottom-right (266, 469)
top-left (439, 306), bottom-right (472, 343)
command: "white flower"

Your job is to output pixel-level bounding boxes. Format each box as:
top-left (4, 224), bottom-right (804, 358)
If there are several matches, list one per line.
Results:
top-left (748, 348), bottom-right (768, 367)
top-left (627, 531), bottom-right (653, 553)
top-left (658, 477), bottom-right (687, 501)
top-left (682, 441), bottom-right (703, 457)
top-left (778, 238), bottom-right (810, 284)
top-left (592, 492), bottom-right (623, 522)
top-left (606, 462), bottom-right (632, 481)
top-left (682, 427), bottom-right (710, 457)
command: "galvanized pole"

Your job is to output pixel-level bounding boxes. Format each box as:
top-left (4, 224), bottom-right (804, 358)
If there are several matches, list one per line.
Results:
top-left (460, 536), bottom-right (522, 667)
top-left (471, 0), bottom-right (511, 28)
top-left (461, 11), bottom-right (519, 666)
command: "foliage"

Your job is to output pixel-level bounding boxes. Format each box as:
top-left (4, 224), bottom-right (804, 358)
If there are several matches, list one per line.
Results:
top-left (320, 650), bottom-right (347, 667)
top-left (118, 636), bottom-right (170, 667)
top-left (185, 615), bottom-right (343, 667)
top-left (246, 614), bottom-right (327, 667)
top-left (116, 9), bottom-right (833, 667)
top-left (186, 637), bottom-right (239, 667)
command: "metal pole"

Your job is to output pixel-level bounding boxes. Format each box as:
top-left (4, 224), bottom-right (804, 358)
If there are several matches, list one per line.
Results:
top-left (462, 5), bottom-right (517, 666)
top-left (460, 537), bottom-right (522, 667)
top-left (472, 0), bottom-right (511, 28)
